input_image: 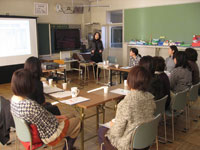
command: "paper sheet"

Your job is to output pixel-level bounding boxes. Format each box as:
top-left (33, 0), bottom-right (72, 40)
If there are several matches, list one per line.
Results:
top-left (110, 88), bottom-right (130, 95)
top-left (49, 91), bottom-right (71, 98)
top-left (59, 96), bottom-right (90, 105)
top-left (120, 66), bottom-right (132, 69)
top-left (43, 86), bottom-right (63, 94)
top-left (99, 119), bottom-right (115, 129)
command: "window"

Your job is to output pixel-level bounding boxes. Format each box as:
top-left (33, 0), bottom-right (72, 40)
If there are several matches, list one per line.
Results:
top-left (111, 26), bottom-right (122, 48)
top-left (108, 10), bottom-right (122, 24)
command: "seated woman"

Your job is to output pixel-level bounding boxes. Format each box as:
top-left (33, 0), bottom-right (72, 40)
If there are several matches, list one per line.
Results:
top-left (153, 56), bottom-right (171, 109)
top-left (124, 48), bottom-right (141, 80)
top-left (24, 56), bottom-right (60, 115)
top-left (165, 45), bottom-right (178, 72)
top-left (139, 56), bottom-right (165, 100)
top-left (170, 51), bottom-right (192, 93)
top-left (129, 48), bottom-right (141, 67)
top-left (185, 48), bottom-right (199, 85)
top-left (98, 66), bottom-right (156, 150)
top-left (10, 69), bottom-right (80, 150)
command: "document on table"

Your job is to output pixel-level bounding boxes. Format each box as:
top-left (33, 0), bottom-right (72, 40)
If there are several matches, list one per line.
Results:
top-left (60, 96), bottom-right (90, 105)
top-left (120, 66), bottom-right (132, 69)
top-left (110, 88), bottom-right (130, 95)
top-left (49, 91), bottom-right (71, 98)
top-left (43, 86), bottom-right (63, 94)
top-left (99, 119), bottom-right (115, 129)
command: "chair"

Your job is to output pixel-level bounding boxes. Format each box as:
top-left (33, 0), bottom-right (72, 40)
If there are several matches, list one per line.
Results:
top-left (154, 95), bottom-right (168, 143)
top-left (53, 59), bottom-right (67, 83)
top-left (75, 53), bottom-right (96, 81)
top-left (107, 56), bottom-right (117, 64)
top-left (165, 89), bottom-right (189, 142)
top-left (100, 114), bottom-right (161, 150)
top-left (131, 114), bottom-right (161, 150)
top-left (187, 82), bottom-right (200, 127)
top-left (13, 115), bottom-right (65, 150)
top-left (107, 56), bottom-right (119, 85)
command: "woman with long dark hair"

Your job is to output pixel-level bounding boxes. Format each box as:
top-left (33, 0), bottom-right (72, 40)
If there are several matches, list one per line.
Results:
top-left (165, 45), bottom-right (178, 72)
top-left (91, 32), bottom-right (104, 78)
top-left (24, 56), bottom-right (61, 115)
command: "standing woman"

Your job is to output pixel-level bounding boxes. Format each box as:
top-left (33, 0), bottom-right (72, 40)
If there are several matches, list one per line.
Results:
top-left (165, 45), bottom-right (178, 72)
top-left (91, 32), bottom-right (104, 78)
top-left (24, 56), bottom-right (61, 115)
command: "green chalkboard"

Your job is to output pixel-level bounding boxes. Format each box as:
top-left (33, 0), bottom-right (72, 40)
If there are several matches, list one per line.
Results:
top-left (37, 24), bottom-right (50, 55)
top-left (124, 2), bottom-right (200, 44)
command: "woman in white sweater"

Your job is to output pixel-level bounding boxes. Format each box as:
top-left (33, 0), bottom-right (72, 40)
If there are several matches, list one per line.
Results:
top-left (98, 66), bottom-right (156, 150)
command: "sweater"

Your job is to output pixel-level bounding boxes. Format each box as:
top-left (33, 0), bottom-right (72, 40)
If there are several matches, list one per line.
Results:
top-left (188, 61), bottom-right (200, 85)
top-left (165, 56), bottom-right (175, 72)
top-left (170, 67), bottom-right (192, 93)
top-left (106, 90), bottom-right (156, 150)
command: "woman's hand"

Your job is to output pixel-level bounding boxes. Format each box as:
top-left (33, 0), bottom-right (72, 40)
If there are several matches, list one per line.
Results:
top-left (91, 50), bottom-right (94, 53)
top-left (56, 115), bottom-right (68, 122)
top-left (110, 121), bottom-right (114, 127)
top-left (99, 50), bottom-right (102, 53)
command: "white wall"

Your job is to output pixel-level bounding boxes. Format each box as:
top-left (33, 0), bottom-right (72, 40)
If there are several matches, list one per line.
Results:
top-left (0, 0), bottom-right (84, 24)
top-left (91, 0), bottom-right (200, 65)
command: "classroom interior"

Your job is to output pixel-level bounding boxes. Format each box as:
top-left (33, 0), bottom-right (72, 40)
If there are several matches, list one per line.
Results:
top-left (1, 0), bottom-right (200, 150)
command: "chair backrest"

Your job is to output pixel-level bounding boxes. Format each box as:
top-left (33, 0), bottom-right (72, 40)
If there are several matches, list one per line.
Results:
top-left (12, 115), bottom-right (32, 143)
top-left (188, 82), bottom-right (200, 102)
top-left (131, 114), bottom-right (161, 149)
top-left (171, 89), bottom-right (189, 111)
top-left (107, 56), bottom-right (117, 64)
top-left (154, 95), bottom-right (168, 116)
top-left (60, 51), bottom-right (71, 60)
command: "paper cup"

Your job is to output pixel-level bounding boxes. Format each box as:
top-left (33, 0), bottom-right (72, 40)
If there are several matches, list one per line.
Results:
top-left (104, 86), bottom-right (109, 94)
top-left (124, 80), bottom-right (128, 87)
top-left (62, 83), bottom-right (67, 90)
top-left (115, 64), bottom-right (119, 69)
top-left (48, 79), bottom-right (53, 86)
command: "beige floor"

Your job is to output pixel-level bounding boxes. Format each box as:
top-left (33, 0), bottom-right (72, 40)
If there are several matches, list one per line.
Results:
top-left (1, 71), bottom-right (200, 150)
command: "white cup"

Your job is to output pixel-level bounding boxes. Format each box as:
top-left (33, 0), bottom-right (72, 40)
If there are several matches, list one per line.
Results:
top-left (71, 87), bottom-right (80, 98)
top-left (103, 60), bottom-right (106, 65)
top-left (106, 60), bottom-right (109, 65)
top-left (48, 79), bottom-right (53, 86)
top-left (103, 86), bottom-right (109, 94)
top-left (124, 80), bottom-right (128, 87)
top-left (115, 64), bottom-right (119, 69)
top-left (62, 83), bottom-right (67, 90)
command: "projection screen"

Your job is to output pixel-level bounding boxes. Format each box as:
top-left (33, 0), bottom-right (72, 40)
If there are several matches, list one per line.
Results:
top-left (0, 16), bottom-right (38, 66)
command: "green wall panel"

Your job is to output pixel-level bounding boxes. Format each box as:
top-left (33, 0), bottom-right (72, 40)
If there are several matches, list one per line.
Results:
top-left (124, 2), bottom-right (200, 44)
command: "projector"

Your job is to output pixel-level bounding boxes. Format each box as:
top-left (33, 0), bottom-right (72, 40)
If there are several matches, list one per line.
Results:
top-left (41, 62), bottom-right (59, 70)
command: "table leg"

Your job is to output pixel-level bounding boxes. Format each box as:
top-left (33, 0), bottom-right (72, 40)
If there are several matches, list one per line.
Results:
top-left (96, 66), bottom-right (99, 83)
top-left (96, 106), bottom-right (100, 132)
top-left (102, 104), bottom-right (105, 123)
top-left (110, 70), bottom-right (113, 86)
top-left (120, 71), bottom-right (122, 84)
top-left (64, 69), bottom-right (67, 83)
top-left (80, 108), bottom-right (85, 150)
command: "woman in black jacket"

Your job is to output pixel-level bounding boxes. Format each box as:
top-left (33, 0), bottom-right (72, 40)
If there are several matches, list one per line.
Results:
top-left (91, 32), bottom-right (104, 78)
top-left (24, 56), bottom-right (61, 115)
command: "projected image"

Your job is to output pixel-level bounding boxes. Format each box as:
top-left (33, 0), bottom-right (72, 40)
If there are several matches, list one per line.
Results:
top-left (0, 20), bottom-right (31, 57)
